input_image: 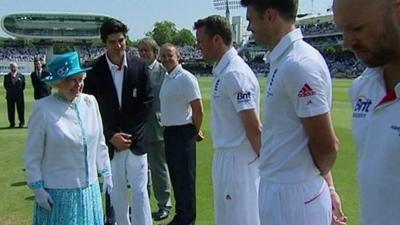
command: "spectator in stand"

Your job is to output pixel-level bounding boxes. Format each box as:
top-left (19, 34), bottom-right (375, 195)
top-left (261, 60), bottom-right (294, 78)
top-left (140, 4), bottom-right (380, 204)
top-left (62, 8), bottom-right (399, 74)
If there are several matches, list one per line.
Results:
top-left (31, 57), bottom-right (52, 100)
top-left (3, 62), bottom-right (25, 128)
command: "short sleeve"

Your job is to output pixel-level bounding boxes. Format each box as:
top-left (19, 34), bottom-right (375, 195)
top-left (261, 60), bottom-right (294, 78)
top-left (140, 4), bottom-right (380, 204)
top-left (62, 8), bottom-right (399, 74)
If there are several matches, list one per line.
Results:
top-left (181, 73), bottom-right (201, 102)
top-left (224, 71), bottom-right (258, 112)
top-left (283, 58), bottom-right (331, 118)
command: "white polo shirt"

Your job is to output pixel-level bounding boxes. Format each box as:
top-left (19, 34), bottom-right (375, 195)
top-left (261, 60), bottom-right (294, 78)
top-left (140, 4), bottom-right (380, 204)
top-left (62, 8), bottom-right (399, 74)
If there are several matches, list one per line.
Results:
top-left (159, 64), bottom-right (201, 126)
top-left (350, 67), bottom-right (400, 225)
top-left (259, 29), bottom-right (332, 183)
top-left (211, 47), bottom-right (260, 149)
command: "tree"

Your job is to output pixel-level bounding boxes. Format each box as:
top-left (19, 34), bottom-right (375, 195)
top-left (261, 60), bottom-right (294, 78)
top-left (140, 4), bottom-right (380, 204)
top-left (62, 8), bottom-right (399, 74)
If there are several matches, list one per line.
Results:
top-left (146, 21), bottom-right (196, 47)
top-left (172, 28), bottom-right (196, 46)
top-left (146, 21), bottom-right (177, 45)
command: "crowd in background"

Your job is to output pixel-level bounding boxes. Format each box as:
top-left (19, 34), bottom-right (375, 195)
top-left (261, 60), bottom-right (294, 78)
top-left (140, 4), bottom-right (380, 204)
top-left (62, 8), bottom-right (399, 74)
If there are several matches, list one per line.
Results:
top-left (298, 21), bottom-right (339, 36)
top-left (0, 47), bottom-right (46, 62)
top-left (0, 21), bottom-right (364, 78)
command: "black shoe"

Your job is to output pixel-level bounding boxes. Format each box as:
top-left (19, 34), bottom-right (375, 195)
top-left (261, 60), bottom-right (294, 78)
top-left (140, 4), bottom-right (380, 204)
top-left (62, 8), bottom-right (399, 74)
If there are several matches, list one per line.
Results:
top-left (18, 123), bottom-right (24, 128)
top-left (167, 217), bottom-right (179, 225)
top-left (8, 124), bottom-right (15, 128)
top-left (104, 217), bottom-right (116, 225)
top-left (152, 208), bottom-right (170, 221)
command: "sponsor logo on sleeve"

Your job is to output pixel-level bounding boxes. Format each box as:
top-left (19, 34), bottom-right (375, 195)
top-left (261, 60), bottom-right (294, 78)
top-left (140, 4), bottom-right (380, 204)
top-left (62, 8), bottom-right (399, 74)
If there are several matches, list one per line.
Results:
top-left (298, 83), bottom-right (316, 97)
top-left (236, 91), bottom-right (252, 104)
top-left (353, 96), bottom-right (372, 118)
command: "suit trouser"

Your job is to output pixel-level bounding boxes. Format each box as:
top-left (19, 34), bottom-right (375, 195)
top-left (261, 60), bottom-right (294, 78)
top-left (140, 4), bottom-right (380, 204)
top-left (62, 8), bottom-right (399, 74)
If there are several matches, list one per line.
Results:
top-left (146, 140), bottom-right (172, 210)
top-left (7, 98), bottom-right (24, 126)
top-left (164, 124), bottom-right (197, 225)
top-left (110, 150), bottom-right (152, 225)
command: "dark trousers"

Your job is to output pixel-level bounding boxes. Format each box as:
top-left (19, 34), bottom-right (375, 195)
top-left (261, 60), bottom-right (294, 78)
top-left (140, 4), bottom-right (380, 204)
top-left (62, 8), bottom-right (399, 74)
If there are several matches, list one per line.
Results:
top-left (7, 98), bottom-right (24, 126)
top-left (164, 124), bottom-right (197, 225)
top-left (104, 193), bottom-right (115, 224)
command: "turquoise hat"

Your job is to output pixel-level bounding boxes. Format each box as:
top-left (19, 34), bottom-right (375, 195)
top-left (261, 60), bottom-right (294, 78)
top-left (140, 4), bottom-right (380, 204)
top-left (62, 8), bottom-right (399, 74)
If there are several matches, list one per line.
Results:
top-left (42, 52), bottom-right (91, 84)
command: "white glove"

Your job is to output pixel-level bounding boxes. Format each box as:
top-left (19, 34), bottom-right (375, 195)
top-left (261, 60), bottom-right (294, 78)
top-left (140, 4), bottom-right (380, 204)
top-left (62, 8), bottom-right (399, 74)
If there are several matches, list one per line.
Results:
top-left (33, 188), bottom-right (54, 211)
top-left (102, 175), bottom-right (113, 194)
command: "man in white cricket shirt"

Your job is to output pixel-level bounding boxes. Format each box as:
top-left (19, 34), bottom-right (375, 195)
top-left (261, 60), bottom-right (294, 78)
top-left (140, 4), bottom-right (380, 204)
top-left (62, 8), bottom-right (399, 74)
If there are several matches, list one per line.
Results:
top-left (194, 15), bottom-right (261, 225)
top-left (334, 0), bottom-right (400, 224)
top-left (241, 0), bottom-right (347, 224)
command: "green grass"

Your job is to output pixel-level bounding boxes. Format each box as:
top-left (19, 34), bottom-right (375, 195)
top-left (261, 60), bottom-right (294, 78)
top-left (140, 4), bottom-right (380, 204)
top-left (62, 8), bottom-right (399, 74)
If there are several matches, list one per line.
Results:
top-left (0, 77), bottom-right (359, 225)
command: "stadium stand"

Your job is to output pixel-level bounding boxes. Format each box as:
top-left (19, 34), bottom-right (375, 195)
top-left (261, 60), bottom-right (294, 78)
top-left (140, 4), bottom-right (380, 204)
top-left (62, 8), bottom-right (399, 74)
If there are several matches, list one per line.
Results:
top-left (0, 12), bottom-right (364, 78)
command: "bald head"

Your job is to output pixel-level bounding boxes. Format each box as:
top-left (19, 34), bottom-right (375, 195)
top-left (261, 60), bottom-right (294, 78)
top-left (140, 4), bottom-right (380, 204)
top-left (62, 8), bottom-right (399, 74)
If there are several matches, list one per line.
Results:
top-left (333, 0), bottom-right (385, 15)
top-left (333, 0), bottom-right (400, 67)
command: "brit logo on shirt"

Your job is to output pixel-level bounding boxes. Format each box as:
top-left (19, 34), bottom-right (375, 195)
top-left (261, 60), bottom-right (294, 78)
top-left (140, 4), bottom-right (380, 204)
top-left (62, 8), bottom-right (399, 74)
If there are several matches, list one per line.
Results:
top-left (353, 96), bottom-right (372, 118)
top-left (236, 91), bottom-right (252, 104)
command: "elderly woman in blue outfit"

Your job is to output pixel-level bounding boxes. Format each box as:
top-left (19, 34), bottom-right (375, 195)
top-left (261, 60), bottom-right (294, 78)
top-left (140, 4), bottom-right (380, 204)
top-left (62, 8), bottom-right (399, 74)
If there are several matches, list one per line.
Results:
top-left (24, 52), bottom-right (113, 225)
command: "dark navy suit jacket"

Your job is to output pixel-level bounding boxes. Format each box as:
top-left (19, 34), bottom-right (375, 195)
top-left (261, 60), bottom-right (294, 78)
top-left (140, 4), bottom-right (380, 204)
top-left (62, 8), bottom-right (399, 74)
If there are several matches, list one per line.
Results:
top-left (84, 54), bottom-right (153, 159)
top-left (4, 72), bottom-right (25, 100)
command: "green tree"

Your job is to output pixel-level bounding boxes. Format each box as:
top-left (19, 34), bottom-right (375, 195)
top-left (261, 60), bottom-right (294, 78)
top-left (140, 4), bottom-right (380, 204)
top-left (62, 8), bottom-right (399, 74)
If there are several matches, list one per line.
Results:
top-left (172, 28), bottom-right (196, 46)
top-left (146, 21), bottom-right (177, 45)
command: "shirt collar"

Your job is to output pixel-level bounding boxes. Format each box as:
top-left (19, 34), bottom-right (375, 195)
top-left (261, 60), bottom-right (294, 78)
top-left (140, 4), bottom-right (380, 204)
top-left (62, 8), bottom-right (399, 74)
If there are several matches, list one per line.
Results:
top-left (105, 51), bottom-right (128, 71)
top-left (267, 28), bottom-right (303, 65)
top-left (166, 64), bottom-right (182, 79)
top-left (148, 59), bottom-right (157, 70)
top-left (368, 67), bottom-right (400, 109)
top-left (212, 47), bottom-right (237, 77)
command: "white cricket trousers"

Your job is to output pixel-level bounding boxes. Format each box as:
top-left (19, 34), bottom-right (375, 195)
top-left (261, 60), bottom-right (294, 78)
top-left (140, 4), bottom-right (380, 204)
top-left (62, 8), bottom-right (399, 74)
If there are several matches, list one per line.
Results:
top-left (110, 150), bottom-right (152, 225)
top-left (259, 176), bottom-right (332, 225)
top-left (212, 145), bottom-right (260, 225)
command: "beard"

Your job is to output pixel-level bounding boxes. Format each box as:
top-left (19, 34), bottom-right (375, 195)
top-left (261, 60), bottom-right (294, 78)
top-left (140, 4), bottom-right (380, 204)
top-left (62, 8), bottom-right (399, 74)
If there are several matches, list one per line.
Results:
top-left (354, 16), bottom-right (400, 67)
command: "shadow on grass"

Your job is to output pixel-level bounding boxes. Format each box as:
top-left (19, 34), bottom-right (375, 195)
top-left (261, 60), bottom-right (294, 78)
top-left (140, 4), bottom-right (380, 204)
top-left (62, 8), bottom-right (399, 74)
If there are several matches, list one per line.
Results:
top-left (25, 196), bottom-right (34, 201)
top-left (11, 181), bottom-right (27, 187)
top-left (0, 126), bottom-right (27, 130)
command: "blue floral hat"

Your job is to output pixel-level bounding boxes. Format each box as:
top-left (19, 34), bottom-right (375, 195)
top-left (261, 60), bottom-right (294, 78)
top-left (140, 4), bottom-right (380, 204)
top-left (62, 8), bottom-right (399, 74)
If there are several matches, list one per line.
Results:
top-left (42, 52), bottom-right (91, 84)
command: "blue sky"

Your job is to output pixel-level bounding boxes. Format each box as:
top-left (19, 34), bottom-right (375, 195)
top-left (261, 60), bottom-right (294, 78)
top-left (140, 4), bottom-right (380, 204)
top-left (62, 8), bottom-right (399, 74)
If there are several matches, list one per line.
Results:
top-left (0, 0), bottom-right (333, 40)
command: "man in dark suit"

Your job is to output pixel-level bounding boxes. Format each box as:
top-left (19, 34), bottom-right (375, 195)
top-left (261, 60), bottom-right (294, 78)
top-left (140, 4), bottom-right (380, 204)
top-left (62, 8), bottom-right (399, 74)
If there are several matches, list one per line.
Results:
top-left (3, 62), bottom-right (25, 128)
top-left (30, 57), bottom-right (51, 100)
top-left (84, 18), bottom-right (153, 225)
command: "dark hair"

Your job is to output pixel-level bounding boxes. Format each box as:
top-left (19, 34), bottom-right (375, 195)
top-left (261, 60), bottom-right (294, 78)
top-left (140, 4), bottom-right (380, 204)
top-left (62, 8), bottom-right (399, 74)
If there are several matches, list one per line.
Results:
top-left (33, 56), bottom-right (43, 62)
top-left (100, 18), bottom-right (129, 43)
top-left (240, 0), bottom-right (298, 21)
top-left (193, 15), bottom-right (232, 45)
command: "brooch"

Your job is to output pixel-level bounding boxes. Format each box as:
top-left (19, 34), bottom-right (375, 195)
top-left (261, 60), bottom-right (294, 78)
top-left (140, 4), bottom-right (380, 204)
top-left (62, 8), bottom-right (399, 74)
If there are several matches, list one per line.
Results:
top-left (84, 96), bottom-right (91, 106)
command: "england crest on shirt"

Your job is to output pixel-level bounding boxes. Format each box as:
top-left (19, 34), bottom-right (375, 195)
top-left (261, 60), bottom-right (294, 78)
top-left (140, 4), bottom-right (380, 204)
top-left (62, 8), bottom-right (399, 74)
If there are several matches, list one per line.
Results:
top-left (213, 78), bottom-right (221, 98)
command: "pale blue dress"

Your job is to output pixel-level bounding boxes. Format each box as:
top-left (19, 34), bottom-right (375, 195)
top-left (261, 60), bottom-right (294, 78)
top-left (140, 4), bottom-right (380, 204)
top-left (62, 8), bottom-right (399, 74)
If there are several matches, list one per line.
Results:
top-left (25, 93), bottom-right (110, 225)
